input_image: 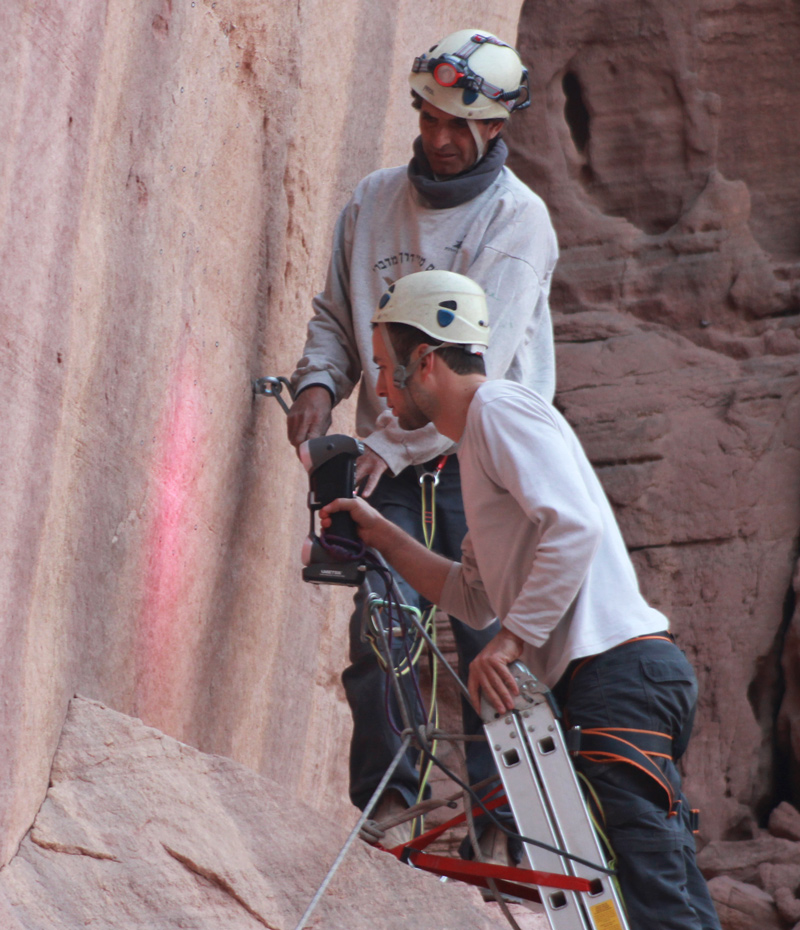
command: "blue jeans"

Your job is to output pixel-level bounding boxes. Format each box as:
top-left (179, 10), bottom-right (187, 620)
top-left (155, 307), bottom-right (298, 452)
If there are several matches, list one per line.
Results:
top-left (342, 457), bottom-right (501, 813)
top-left (555, 637), bottom-right (721, 930)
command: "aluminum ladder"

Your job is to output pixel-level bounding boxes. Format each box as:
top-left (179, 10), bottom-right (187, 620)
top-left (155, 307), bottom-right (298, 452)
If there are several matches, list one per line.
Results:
top-left (482, 662), bottom-right (629, 930)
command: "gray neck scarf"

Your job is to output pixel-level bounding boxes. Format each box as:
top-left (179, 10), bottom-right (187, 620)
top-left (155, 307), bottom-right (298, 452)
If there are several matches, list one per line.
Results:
top-left (407, 136), bottom-right (508, 210)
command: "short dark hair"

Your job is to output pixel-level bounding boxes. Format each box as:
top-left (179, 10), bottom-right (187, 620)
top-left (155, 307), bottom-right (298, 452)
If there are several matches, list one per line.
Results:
top-left (382, 322), bottom-right (486, 376)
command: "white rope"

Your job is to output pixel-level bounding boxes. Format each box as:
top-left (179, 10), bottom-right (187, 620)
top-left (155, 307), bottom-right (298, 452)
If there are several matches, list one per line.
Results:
top-left (292, 734), bottom-right (413, 930)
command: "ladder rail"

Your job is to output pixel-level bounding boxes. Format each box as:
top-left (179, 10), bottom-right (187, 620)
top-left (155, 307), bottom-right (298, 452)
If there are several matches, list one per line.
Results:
top-left (483, 662), bottom-right (630, 930)
top-left (485, 711), bottom-right (591, 930)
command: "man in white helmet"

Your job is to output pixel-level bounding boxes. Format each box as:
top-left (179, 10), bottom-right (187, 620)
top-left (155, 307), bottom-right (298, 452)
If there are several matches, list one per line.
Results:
top-left (287, 29), bottom-right (557, 864)
top-left (319, 270), bottom-right (722, 930)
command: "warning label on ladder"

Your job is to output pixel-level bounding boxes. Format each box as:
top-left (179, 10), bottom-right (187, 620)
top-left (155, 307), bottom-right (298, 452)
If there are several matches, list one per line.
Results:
top-left (589, 900), bottom-right (625, 930)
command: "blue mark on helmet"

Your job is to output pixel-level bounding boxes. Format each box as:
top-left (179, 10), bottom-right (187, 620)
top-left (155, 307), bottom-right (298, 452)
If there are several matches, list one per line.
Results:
top-left (437, 300), bottom-right (457, 328)
top-left (379, 292), bottom-right (391, 309)
top-left (462, 89), bottom-right (479, 105)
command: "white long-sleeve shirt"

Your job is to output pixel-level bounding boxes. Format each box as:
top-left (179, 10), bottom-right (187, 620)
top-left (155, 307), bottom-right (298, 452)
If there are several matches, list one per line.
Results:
top-left (290, 163), bottom-right (558, 475)
top-left (438, 380), bottom-right (667, 687)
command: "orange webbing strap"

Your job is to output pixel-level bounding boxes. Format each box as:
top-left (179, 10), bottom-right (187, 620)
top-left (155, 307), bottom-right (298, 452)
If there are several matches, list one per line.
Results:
top-left (567, 633), bottom-right (683, 816)
top-left (568, 634), bottom-right (676, 686)
top-left (575, 727), bottom-right (680, 816)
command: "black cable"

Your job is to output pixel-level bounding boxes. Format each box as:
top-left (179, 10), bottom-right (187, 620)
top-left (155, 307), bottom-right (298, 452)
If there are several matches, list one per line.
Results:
top-left (316, 538), bottom-right (615, 877)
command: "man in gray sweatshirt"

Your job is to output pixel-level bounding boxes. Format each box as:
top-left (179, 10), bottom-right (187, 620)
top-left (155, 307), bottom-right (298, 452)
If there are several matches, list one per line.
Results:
top-left (287, 28), bottom-right (558, 863)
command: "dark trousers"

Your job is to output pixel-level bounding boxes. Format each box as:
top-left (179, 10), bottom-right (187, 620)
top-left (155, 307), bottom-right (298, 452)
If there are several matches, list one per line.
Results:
top-left (342, 456), bottom-right (501, 812)
top-left (555, 637), bottom-right (722, 930)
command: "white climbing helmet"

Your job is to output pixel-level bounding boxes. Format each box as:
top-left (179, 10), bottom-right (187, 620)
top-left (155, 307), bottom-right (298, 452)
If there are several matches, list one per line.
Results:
top-left (372, 271), bottom-right (490, 389)
top-left (409, 28), bottom-right (529, 121)
top-left (374, 268), bottom-right (490, 345)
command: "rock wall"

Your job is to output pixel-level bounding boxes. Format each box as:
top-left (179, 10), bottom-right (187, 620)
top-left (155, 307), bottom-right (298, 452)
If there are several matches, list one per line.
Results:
top-left (0, 0), bottom-right (522, 868)
top-left (0, 696), bottom-right (545, 930)
top-left (2, 0), bottom-right (799, 900)
top-left (506, 0), bottom-right (800, 841)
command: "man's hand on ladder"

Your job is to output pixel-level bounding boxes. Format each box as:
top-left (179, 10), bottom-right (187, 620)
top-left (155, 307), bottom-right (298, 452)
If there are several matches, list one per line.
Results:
top-left (468, 628), bottom-right (525, 715)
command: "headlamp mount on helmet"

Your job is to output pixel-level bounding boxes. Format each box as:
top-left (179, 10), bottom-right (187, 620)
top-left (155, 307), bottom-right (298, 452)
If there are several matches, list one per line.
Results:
top-left (411, 33), bottom-right (530, 114)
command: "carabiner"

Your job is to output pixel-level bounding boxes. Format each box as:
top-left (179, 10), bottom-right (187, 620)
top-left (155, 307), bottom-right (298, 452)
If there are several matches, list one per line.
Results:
top-left (418, 468), bottom-right (441, 488)
top-left (417, 453), bottom-right (449, 487)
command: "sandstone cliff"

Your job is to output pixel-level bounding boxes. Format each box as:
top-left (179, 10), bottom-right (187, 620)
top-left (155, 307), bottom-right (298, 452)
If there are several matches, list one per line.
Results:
top-left (506, 0), bottom-right (800, 844)
top-left (1, 0), bottom-right (799, 927)
top-left (0, 0), bottom-right (521, 869)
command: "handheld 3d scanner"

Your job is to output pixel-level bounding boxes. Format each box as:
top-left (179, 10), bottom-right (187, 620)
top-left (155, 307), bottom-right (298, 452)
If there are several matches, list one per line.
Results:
top-left (299, 434), bottom-right (366, 586)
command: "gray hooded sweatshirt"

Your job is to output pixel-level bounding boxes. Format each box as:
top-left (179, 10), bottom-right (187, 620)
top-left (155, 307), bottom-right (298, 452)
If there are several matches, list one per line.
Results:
top-left (291, 140), bottom-right (558, 475)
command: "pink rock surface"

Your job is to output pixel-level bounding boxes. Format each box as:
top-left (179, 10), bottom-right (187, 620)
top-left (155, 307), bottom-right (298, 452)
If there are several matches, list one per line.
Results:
top-left (506, 0), bottom-right (800, 843)
top-left (2, 0), bottom-right (800, 923)
top-left (769, 801), bottom-right (800, 843)
top-left (698, 833), bottom-right (800, 884)
top-left (0, 0), bottom-right (522, 868)
top-left (0, 696), bottom-right (543, 930)
top-left (706, 876), bottom-right (782, 930)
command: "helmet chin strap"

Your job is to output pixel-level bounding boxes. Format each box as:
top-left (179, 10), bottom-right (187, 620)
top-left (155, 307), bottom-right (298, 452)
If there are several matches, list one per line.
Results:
top-left (379, 323), bottom-right (441, 390)
top-left (467, 119), bottom-right (486, 165)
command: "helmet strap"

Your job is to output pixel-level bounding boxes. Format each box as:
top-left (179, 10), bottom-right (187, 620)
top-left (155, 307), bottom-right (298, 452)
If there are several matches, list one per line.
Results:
top-left (467, 119), bottom-right (486, 165)
top-left (379, 323), bottom-right (441, 390)
top-left (379, 323), bottom-right (411, 389)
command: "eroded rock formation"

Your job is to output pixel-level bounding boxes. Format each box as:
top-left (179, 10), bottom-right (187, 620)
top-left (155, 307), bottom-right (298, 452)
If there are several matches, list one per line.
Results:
top-left (506, 0), bottom-right (800, 846)
top-left (0, 696), bottom-right (546, 929)
top-left (1, 0), bottom-right (800, 926)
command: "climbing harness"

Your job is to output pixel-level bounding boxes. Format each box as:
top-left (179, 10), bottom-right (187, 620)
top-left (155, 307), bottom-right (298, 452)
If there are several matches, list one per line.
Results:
top-left (563, 634), bottom-right (699, 829)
